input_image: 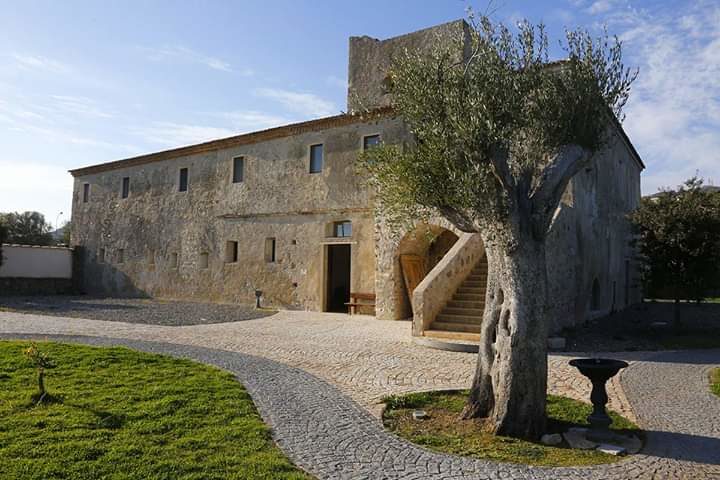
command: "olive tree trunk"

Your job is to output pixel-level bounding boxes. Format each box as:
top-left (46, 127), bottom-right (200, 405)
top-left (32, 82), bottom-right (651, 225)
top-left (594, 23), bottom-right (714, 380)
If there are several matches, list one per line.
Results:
top-left (461, 230), bottom-right (550, 440)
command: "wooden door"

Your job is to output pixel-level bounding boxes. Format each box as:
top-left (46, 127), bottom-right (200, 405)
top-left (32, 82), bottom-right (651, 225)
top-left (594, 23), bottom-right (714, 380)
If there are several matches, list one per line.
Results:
top-left (400, 254), bottom-right (426, 312)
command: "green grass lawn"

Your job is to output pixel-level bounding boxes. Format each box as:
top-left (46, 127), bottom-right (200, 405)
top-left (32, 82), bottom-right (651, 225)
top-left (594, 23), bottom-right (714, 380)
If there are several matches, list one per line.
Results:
top-left (711, 368), bottom-right (720, 397)
top-left (383, 390), bottom-right (641, 467)
top-left (0, 340), bottom-right (310, 480)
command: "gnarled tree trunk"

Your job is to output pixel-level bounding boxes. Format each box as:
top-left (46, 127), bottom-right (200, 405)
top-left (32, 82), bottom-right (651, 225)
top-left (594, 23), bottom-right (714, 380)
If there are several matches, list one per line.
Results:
top-left (461, 229), bottom-right (549, 440)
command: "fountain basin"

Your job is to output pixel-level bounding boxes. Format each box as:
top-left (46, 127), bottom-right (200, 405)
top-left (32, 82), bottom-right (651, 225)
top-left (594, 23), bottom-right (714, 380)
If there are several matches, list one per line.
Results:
top-left (569, 357), bottom-right (629, 442)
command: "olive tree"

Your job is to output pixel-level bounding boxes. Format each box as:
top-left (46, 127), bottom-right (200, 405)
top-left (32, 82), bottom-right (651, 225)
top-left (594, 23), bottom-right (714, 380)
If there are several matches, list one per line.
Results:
top-left (360, 17), bottom-right (636, 439)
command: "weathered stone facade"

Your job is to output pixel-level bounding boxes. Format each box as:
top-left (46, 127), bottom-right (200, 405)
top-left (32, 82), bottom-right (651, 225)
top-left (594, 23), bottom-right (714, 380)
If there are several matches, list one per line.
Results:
top-left (70, 20), bottom-right (643, 334)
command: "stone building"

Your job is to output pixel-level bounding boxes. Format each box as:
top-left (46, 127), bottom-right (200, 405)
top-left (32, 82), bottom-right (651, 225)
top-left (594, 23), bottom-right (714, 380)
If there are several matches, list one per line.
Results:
top-left (70, 20), bottom-right (644, 340)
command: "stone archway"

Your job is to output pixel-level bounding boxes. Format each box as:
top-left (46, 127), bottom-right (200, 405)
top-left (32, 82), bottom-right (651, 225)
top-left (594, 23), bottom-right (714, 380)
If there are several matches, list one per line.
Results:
top-left (391, 224), bottom-right (459, 320)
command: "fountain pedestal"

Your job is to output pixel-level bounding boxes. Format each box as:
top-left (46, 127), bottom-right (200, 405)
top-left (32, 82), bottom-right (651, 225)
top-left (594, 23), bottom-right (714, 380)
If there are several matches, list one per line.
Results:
top-left (569, 358), bottom-right (628, 442)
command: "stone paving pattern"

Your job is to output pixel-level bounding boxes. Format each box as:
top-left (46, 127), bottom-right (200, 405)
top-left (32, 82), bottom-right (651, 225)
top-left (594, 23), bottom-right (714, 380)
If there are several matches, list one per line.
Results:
top-left (0, 296), bottom-right (274, 325)
top-left (1, 308), bottom-right (719, 478)
top-left (0, 308), bottom-right (627, 417)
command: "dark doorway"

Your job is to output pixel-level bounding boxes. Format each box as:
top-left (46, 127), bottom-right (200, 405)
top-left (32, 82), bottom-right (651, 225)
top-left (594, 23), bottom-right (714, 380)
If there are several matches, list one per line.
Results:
top-left (326, 244), bottom-right (351, 312)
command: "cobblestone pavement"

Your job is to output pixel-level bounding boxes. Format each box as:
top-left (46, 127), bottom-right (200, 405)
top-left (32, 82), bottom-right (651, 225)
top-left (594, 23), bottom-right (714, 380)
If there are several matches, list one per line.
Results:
top-left (1, 309), bottom-right (719, 478)
top-left (0, 296), bottom-right (274, 325)
top-left (0, 309), bottom-right (628, 417)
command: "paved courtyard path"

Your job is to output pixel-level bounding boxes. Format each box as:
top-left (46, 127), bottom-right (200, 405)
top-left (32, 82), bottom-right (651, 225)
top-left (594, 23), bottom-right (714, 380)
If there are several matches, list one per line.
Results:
top-left (1, 309), bottom-right (718, 479)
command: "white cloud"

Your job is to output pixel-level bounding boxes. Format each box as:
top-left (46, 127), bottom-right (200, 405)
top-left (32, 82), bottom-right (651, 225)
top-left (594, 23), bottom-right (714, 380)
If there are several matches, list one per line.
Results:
top-left (50, 95), bottom-right (114, 118)
top-left (141, 45), bottom-right (246, 73)
top-left (587, 0), bottom-right (615, 14)
top-left (212, 110), bottom-right (290, 131)
top-left (604, 2), bottom-right (720, 193)
top-left (254, 87), bottom-right (337, 117)
top-left (132, 122), bottom-right (237, 147)
top-left (10, 53), bottom-right (69, 73)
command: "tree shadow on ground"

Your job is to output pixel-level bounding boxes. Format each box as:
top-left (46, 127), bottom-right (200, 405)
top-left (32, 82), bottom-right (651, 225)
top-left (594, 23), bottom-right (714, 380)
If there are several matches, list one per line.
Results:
top-left (561, 302), bottom-right (720, 353)
top-left (641, 429), bottom-right (720, 465)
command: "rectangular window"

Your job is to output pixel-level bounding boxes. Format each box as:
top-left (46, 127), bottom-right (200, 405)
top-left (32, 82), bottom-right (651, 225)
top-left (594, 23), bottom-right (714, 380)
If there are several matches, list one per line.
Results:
top-left (179, 168), bottom-right (188, 192)
top-left (199, 252), bottom-right (209, 269)
top-left (309, 144), bottom-right (323, 173)
top-left (83, 183), bottom-right (90, 203)
top-left (232, 156), bottom-right (244, 183)
top-left (98, 248), bottom-right (105, 264)
top-left (264, 237), bottom-right (276, 263)
top-left (148, 250), bottom-right (155, 265)
top-left (225, 241), bottom-right (238, 263)
top-left (117, 249), bottom-right (125, 264)
top-left (333, 221), bottom-right (352, 238)
top-left (363, 134), bottom-right (381, 150)
top-left (121, 177), bottom-right (130, 198)
top-left (170, 252), bottom-right (179, 268)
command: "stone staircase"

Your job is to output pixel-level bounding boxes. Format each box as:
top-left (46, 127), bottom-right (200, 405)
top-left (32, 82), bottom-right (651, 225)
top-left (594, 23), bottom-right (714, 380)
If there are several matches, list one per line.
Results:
top-left (423, 256), bottom-right (487, 341)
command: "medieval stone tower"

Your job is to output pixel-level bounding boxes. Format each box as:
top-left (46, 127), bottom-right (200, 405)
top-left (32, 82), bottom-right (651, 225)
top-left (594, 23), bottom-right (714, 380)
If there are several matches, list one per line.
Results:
top-left (346, 19), bottom-right (472, 112)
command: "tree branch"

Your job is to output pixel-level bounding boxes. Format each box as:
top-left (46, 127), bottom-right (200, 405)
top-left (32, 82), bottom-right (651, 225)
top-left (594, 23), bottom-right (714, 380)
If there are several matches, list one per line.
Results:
top-left (529, 144), bottom-right (592, 237)
top-left (488, 146), bottom-right (516, 195)
top-left (437, 205), bottom-right (479, 233)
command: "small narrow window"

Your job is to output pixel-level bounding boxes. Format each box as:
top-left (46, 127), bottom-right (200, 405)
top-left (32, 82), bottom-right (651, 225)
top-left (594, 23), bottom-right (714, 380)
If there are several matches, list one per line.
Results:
top-left (363, 134), bottom-right (380, 150)
top-left (98, 248), bottom-right (105, 264)
top-left (591, 278), bottom-right (601, 310)
top-left (225, 241), bottom-right (238, 263)
top-left (264, 237), bottom-right (276, 263)
top-left (117, 249), bottom-right (125, 264)
top-left (309, 144), bottom-right (323, 173)
top-left (179, 168), bottom-right (188, 192)
top-left (170, 252), bottom-right (179, 268)
top-left (121, 177), bottom-right (130, 199)
top-left (148, 250), bottom-right (155, 265)
top-left (333, 221), bottom-right (352, 238)
top-left (232, 156), bottom-right (244, 183)
top-left (199, 252), bottom-right (209, 269)
top-left (83, 183), bottom-right (90, 203)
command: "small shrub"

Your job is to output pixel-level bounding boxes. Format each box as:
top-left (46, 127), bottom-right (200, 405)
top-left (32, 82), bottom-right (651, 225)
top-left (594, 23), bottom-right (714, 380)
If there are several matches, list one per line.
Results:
top-left (24, 342), bottom-right (56, 404)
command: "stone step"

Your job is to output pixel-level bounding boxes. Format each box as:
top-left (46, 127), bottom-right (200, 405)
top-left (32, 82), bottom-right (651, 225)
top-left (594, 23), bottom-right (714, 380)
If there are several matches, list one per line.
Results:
top-left (431, 320), bottom-right (481, 333)
top-left (457, 287), bottom-right (485, 294)
top-left (423, 330), bottom-right (481, 342)
top-left (447, 300), bottom-right (484, 310)
top-left (453, 293), bottom-right (484, 302)
top-left (441, 307), bottom-right (484, 317)
top-left (435, 314), bottom-right (482, 325)
top-left (462, 280), bottom-right (485, 288)
top-left (465, 275), bottom-right (486, 281)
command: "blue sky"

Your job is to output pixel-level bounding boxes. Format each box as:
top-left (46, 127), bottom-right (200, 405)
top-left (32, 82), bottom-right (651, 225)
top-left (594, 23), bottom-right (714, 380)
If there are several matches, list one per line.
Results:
top-left (1, 0), bottom-right (718, 226)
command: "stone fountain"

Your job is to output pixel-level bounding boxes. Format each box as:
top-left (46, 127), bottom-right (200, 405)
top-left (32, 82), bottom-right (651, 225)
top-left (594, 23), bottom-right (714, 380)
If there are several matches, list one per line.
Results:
top-left (569, 357), bottom-right (629, 442)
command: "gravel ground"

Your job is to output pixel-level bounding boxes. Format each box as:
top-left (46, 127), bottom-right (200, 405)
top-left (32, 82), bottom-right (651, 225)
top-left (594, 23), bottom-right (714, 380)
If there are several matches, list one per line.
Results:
top-left (0, 296), bottom-right (275, 326)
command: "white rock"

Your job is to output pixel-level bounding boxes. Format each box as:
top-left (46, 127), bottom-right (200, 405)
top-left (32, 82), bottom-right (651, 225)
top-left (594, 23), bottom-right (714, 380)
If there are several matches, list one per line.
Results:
top-left (563, 430), bottom-right (598, 450)
top-left (540, 433), bottom-right (563, 446)
top-left (596, 443), bottom-right (626, 456)
top-left (412, 409), bottom-right (428, 420)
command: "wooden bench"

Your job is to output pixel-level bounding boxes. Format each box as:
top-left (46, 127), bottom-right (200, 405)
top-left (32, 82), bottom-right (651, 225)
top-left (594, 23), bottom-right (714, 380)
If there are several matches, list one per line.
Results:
top-left (345, 292), bottom-right (376, 315)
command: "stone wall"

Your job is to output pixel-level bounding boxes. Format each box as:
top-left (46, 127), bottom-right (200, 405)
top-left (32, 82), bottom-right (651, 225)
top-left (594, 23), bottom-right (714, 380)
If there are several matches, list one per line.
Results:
top-left (347, 20), bottom-right (471, 112)
top-left (71, 115), bottom-right (406, 309)
top-left (545, 126), bottom-right (643, 331)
